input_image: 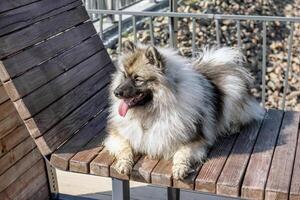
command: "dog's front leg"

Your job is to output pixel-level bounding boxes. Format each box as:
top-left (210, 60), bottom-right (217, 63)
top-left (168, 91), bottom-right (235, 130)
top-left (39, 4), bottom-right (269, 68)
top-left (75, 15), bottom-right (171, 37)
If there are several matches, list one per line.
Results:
top-left (105, 132), bottom-right (134, 175)
top-left (172, 140), bottom-right (208, 180)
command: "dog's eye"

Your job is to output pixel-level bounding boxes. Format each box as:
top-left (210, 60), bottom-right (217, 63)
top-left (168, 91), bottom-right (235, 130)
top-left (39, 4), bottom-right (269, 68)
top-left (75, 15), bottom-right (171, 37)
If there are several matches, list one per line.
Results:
top-left (134, 77), bottom-right (144, 86)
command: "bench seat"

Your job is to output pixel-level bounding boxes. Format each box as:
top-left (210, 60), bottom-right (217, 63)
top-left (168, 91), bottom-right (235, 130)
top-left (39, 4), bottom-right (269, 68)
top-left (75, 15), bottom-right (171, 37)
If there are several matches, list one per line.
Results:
top-left (0, 1), bottom-right (300, 199)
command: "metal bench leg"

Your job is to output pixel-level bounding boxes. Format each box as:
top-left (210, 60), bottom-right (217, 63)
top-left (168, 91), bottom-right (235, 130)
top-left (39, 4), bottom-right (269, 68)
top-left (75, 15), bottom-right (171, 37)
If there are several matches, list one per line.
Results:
top-left (112, 178), bottom-right (130, 200)
top-left (167, 187), bottom-right (180, 200)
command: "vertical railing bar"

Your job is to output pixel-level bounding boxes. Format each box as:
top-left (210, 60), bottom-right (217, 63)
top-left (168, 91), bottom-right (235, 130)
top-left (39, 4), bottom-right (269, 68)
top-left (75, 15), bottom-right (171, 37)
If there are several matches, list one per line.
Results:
top-left (149, 16), bottom-right (155, 45)
top-left (118, 14), bottom-right (122, 54)
top-left (282, 22), bottom-right (294, 110)
top-left (132, 16), bottom-right (137, 43)
top-left (215, 19), bottom-right (220, 47)
top-left (192, 17), bottom-right (196, 58)
top-left (236, 20), bottom-right (241, 48)
top-left (99, 14), bottom-right (103, 39)
top-left (169, 16), bottom-right (174, 48)
top-left (261, 21), bottom-right (267, 108)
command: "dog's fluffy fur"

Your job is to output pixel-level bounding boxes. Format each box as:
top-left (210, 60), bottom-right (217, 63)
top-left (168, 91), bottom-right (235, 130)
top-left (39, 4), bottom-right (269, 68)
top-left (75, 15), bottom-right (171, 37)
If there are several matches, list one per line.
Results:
top-left (104, 41), bottom-right (264, 179)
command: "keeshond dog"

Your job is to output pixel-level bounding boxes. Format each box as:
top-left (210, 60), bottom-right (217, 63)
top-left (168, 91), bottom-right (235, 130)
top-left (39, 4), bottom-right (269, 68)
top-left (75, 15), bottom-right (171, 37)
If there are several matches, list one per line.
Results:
top-left (104, 41), bottom-right (264, 179)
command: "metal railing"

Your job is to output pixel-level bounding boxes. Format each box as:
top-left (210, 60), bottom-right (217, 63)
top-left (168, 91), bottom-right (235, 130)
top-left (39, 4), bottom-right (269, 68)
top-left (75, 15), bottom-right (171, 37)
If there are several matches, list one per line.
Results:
top-left (87, 9), bottom-right (300, 110)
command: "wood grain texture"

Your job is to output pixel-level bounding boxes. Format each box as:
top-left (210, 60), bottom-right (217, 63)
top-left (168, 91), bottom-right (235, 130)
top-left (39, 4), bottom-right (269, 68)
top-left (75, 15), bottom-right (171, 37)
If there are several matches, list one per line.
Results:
top-left (0, 125), bottom-right (29, 158)
top-left (28, 183), bottom-right (49, 200)
top-left (0, 159), bottom-right (46, 200)
top-left (35, 84), bottom-right (109, 155)
top-left (241, 109), bottom-right (284, 200)
top-left (14, 49), bottom-right (111, 120)
top-left (131, 155), bottom-right (160, 183)
top-left (0, 6), bottom-right (89, 59)
top-left (0, 85), bottom-right (9, 104)
top-left (0, 21), bottom-right (96, 82)
top-left (110, 155), bottom-right (141, 180)
top-left (0, 110), bottom-right (23, 139)
top-left (50, 109), bottom-right (108, 170)
top-left (3, 24), bottom-right (99, 101)
top-left (0, 0), bottom-right (40, 13)
top-left (0, 100), bottom-right (15, 122)
top-left (0, 148), bottom-right (42, 192)
top-left (151, 159), bottom-right (173, 187)
top-left (90, 148), bottom-right (115, 177)
top-left (25, 64), bottom-right (112, 138)
top-left (173, 163), bottom-right (202, 190)
top-left (69, 132), bottom-right (106, 173)
top-left (0, 136), bottom-right (36, 175)
top-left (290, 127), bottom-right (300, 200)
top-left (0, 0), bottom-right (81, 36)
top-left (265, 111), bottom-right (300, 200)
top-left (217, 114), bottom-right (265, 197)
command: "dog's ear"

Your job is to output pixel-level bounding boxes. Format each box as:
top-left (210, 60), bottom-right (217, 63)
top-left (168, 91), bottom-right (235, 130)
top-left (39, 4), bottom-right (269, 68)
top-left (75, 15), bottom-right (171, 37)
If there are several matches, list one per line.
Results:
top-left (145, 46), bottom-right (164, 70)
top-left (122, 40), bottom-right (136, 53)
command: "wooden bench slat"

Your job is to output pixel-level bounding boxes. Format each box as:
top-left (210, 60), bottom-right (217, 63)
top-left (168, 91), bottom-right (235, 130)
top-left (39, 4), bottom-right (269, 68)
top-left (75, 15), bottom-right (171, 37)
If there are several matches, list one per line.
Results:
top-left (265, 111), bottom-right (300, 199)
top-left (0, 136), bottom-right (35, 175)
top-left (216, 112), bottom-right (265, 197)
top-left (0, 85), bottom-right (9, 104)
top-left (70, 133), bottom-right (105, 173)
top-left (151, 159), bottom-right (173, 187)
top-left (0, 0), bottom-right (40, 13)
top-left (0, 159), bottom-right (46, 200)
top-left (131, 155), bottom-right (160, 183)
top-left (110, 155), bottom-right (142, 180)
top-left (28, 183), bottom-right (49, 200)
top-left (173, 163), bottom-right (202, 190)
top-left (25, 64), bottom-right (112, 138)
top-left (4, 24), bottom-right (100, 101)
top-left (0, 110), bottom-right (23, 140)
top-left (50, 109), bottom-right (108, 170)
top-left (195, 135), bottom-right (238, 193)
top-left (0, 148), bottom-right (42, 192)
top-left (0, 125), bottom-right (28, 158)
top-left (241, 109), bottom-right (284, 200)
top-left (35, 84), bottom-right (109, 155)
top-left (0, 0), bottom-right (81, 36)
top-left (0, 100), bottom-right (15, 122)
top-left (0, 6), bottom-right (89, 59)
top-left (0, 22), bottom-right (96, 83)
top-left (14, 49), bottom-right (111, 120)
top-left (90, 148), bottom-right (115, 177)
top-left (290, 127), bottom-right (300, 200)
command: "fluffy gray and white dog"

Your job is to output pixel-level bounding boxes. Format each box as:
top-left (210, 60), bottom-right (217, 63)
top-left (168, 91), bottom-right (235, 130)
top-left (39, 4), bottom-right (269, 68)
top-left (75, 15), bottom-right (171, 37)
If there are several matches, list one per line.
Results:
top-left (104, 41), bottom-right (264, 179)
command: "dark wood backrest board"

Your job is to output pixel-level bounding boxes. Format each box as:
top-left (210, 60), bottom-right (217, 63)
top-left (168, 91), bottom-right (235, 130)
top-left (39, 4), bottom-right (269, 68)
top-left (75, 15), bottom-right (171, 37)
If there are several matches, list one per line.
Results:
top-left (0, 0), bottom-right (114, 157)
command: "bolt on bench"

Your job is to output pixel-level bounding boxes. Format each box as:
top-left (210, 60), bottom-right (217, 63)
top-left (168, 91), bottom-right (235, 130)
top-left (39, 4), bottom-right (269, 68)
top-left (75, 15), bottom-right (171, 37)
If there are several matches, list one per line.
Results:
top-left (0, 1), bottom-right (300, 200)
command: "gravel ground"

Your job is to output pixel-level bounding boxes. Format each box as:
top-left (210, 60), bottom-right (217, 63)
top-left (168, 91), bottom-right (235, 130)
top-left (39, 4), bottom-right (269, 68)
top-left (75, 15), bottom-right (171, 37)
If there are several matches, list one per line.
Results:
top-left (106, 0), bottom-right (300, 111)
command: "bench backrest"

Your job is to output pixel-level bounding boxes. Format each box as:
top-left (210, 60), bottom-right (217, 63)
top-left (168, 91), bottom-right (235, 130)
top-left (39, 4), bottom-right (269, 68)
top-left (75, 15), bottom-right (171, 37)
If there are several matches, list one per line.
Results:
top-left (0, 0), bottom-right (114, 156)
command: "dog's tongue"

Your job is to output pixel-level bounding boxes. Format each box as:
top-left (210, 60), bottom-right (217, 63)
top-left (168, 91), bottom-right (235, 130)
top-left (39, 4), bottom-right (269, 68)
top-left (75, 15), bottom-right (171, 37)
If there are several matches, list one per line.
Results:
top-left (118, 100), bottom-right (129, 117)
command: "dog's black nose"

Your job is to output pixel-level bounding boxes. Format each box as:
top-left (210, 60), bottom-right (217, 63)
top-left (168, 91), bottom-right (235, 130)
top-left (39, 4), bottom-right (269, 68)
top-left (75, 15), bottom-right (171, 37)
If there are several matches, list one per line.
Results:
top-left (114, 88), bottom-right (123, 98)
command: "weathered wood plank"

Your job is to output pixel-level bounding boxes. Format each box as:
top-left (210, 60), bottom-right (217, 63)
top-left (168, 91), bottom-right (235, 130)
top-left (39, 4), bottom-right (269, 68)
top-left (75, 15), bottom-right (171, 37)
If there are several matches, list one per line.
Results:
top-left (131, 155), bottom-right (160, 183)
top-left (25, 64), bottom-right (112, 138)
top-left (217, 113), bottom-right (265, 197)
top-left (0, 148), bottom-right (42, 192)
top-left (90, 148), bottom-right (115, 177)
top-left (151, 159), bottom-right (173, 187)
top-left (0, 100), bottom-right (15, 122)
top-left (265, 111), bottom-right (300, 200)
top-left (0, 85), bottom-right (9, 104)
top-left (0, 0), bottom-right (81, 36)
top-left (0, 6), bottom-right (89, 59)
top-left (0, 21), bottom-right (96, 82)
top-left (110, 155), bottom-right (141, 180)
top-left (50, 109), bottom-right (108, 170)
top-left (0, 0), bottom-right (40, 13)
top-left (241, 109), bottom-right (284, 200)
top-left (0, 159), bottom-right (46, 200)
top-left (0, 111), bottom-right (23, 139)
top-left (0, 125), bottom-right (29, 158)
top-left (69, 133), bottom-right (106, 173)
top-left (290, 128), bottom-right (300, 200)
top-left (0, 136), bottom-right (36, 175)
top-left (29, 183), bottom-right (49, 200)
top-left (195, 135), bottom-right (237, 193)
top-left (4, 25), bottom-right (100, 101)
top-left (14, 49), bottom-right (111, 120)
top-left (173, 163), bottom-right (202, 190)
top-left (35, 84), bottom-right (109, 155)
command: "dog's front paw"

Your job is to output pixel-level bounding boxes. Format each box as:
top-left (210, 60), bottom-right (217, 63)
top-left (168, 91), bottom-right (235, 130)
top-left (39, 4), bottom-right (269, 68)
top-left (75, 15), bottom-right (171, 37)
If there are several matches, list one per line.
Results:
top-left (172, 163), bottom-right (194, 180)
top-left (115, 158), bottom-right (133, 175)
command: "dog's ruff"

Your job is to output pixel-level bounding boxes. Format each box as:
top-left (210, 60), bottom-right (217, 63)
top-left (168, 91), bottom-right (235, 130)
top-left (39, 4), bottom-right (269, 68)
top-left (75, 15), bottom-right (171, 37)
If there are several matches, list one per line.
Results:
top-left (104, 43), bottom-right (264, 179)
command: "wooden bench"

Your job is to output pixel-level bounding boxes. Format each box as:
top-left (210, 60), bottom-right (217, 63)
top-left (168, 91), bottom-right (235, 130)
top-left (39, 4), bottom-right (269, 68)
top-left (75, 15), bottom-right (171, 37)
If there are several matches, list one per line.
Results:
top-left (0, 1), bottom-right (300, 199)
